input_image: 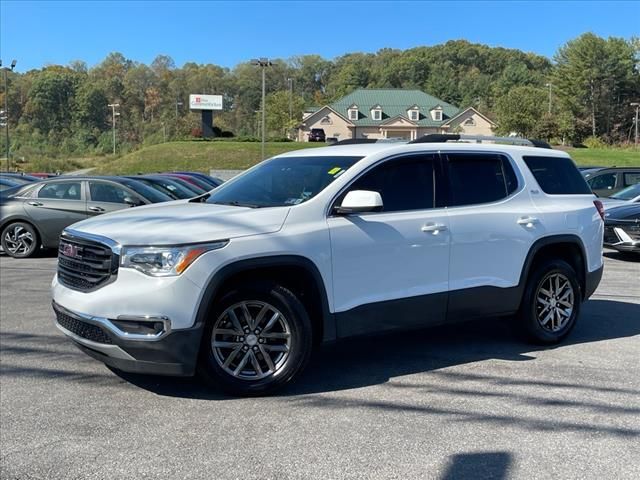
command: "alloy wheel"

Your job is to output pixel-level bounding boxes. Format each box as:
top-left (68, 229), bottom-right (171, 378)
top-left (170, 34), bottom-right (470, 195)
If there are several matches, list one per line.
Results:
top-left (4, 226), bottom-right (35, 256)
top-left (535, 272), bottom-right (575, 332)
top-left (211, 301), bottom-right (291, 380)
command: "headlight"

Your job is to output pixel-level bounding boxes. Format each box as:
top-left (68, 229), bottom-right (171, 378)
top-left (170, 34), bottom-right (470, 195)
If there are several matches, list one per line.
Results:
top-left (120, 241), bottom-right (228, 277)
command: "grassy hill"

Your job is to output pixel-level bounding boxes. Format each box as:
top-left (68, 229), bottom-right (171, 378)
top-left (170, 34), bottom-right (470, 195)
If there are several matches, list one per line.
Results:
top-left (96, 141), bottom-right (325, 174)
top-left (88, 141), bottom-right (638, 175)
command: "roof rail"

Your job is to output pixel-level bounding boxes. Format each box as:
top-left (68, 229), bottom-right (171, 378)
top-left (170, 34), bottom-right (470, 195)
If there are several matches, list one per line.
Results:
top-left (408, 134), bottom-right (551, 149)
top-left (329, 138), bottom-right (408, 146)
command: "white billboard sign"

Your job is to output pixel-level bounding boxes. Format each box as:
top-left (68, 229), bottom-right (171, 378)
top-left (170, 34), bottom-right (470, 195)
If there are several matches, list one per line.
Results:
top-left (189, 94), bottom-right (223, 111)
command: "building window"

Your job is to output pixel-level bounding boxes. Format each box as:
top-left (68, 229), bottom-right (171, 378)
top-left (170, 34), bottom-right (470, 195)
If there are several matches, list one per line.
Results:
top-left (372, 109), bottom-right (382, 121)
top-left (433, 110), bottom-right (443, 121)
top-left (409, 110), bottom-right (419, 121)
top-left (348, 109), bottom-right (358, 121)
top-left (320, 116), bottom-right (332, 125)
top-left (464, 117), bottom-right (475, 126)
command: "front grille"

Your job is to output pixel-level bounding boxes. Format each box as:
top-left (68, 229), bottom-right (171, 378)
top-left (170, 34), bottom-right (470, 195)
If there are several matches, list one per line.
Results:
top-left (55, 309), bottom-right (113, 344)
top-left (58, 236), bottom-right (116, 292)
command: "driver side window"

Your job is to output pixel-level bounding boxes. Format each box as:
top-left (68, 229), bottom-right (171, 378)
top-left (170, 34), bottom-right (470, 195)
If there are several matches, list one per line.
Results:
top-left (347, 155), bottom-right (436, 212)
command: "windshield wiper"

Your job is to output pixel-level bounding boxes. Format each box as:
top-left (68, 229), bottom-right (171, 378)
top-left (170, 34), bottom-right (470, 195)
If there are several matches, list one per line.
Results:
top-left (211, 200), bottom-right (262, 208)
top-left (189, 192), bottom-right (211, 203)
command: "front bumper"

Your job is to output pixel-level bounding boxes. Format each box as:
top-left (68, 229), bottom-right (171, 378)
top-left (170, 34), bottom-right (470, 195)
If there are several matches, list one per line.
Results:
top-left (53, 301), bottom-right (203, 376)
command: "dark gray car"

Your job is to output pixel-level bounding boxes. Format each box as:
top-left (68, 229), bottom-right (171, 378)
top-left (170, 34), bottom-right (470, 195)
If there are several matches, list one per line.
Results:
top-left (0, 176), bottom-right (171, 258)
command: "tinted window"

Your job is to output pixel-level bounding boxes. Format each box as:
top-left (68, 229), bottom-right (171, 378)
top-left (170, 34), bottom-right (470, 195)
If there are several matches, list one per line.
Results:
top-left (588, 173), bottom-right (616, 190)
top-left (89, 182), bottom-right (131, 204)
top-left (38, 182), bottom-right (82, 200)
top-left (523, 156), bottom-right (591, 195)
top-left (348, 155), bottom-right (435, 212)
top-left (623, 172), bottom-right (640, 186)
top-left (446, 153), bottom-right (517, 206)
top-left (118, 179), bottom-right (170, 203)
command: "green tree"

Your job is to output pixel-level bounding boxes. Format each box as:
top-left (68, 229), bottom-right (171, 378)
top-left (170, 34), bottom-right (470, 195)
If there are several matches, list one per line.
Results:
top-left (495, 86), bottom-right (547, 137)
top-left (265, 90), bottom-right (305, 137)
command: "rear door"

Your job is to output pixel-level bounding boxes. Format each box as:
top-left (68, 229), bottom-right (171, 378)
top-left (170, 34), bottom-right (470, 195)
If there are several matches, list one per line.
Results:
top-left (443, 152), bottom-right (541, 321)
top-left (24, 180), bottom-right (87, 246)
top-left (86, 180), bottom-right (142, 216)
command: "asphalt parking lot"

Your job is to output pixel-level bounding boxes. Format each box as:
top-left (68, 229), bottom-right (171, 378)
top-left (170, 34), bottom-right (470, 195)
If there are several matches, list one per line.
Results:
top-left (1, 251), bottom-right (639, 479)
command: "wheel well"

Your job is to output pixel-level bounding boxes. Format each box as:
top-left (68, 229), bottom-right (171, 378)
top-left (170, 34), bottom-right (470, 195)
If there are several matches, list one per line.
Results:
top-left (214, 265), bottom-right (326, 345)
top-left (528, 242), bottom-right (586, 299)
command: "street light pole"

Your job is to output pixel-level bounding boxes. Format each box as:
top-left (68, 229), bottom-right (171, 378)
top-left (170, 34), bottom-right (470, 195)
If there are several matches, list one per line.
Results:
top-left (631, 102), bottom-right (639, 146)
top-left (107, 103), bottom-right (120, 155)
top-left (251, 58), bottom-right (272, 160)
top-left (1, 59), bottom-right (17, 171)
top-left (545, 82), bottom-right (553, 115)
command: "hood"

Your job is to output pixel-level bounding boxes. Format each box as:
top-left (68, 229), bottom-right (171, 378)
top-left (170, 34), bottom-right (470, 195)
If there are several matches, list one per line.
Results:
top-left (67, 200), bottom-right (291, 245)
top-left (604, 203), bottom-right (640, 222)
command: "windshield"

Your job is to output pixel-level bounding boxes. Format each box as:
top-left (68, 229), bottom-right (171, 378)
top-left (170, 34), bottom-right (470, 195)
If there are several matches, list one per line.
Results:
top-left (206, 156), bottom-right (362, 208)
top-left (610, 183), bottom-right (640, 200)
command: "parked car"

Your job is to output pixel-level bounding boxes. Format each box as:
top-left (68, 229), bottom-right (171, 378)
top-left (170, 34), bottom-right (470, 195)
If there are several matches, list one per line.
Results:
top-left (600, 183), bottom-right (640, 209)
top-left (125, 175), bottom-right (200, 200)
top-left (52, 134), bottom-right (604, 396)
top-left (308, 128), bottom-right (326, 142)
top-left (161, 173), bottom-right (214, 192)
top-left (0, 176), bottom-right (171, 258)
top-left (27, 173), bottom-right (58, 179)
top-left (0, 173), bottom-right (41, 183)
top-left (603, 204), bottom-right (640, 253)
top-left (582, 167), bottom-right (640, 197)
top-left (0, 177), bottom-right (21, 191)
top-left (172, 171), bottom-right (224, 188)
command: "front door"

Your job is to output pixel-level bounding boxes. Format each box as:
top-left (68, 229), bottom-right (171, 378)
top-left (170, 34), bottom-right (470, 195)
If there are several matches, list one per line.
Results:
top-left (328, 153), bottom-right (450, 337)
top-left (86, 181), bottom-right (140, 216)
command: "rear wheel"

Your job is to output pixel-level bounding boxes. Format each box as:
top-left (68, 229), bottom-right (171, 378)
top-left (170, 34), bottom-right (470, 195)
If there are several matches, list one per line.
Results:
top-left (1, 222), bottom-right (39, 258)
top-left (198, 283), bottom-right (313, 396)
top-left (519, 259), bottom-right (581, 344)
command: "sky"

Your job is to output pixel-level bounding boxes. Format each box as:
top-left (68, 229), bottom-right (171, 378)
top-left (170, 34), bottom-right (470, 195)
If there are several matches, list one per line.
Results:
top-left (1, 0), bottom-right (639, 72)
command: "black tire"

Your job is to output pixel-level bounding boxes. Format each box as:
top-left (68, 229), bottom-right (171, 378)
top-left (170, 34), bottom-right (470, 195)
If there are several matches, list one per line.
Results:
top-left (198, 282), bottom-right (313, 396)
top-left (1, 222), bottom-right (40, 258)
top-left (519, 259), bottom-right (581, 344)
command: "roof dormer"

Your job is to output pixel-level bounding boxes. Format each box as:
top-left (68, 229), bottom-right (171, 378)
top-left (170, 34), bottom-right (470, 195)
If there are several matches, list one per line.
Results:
top-left (371, 104), bottom-right (382, 121)
top-left (407, 105), bottom-right (420, 122)
top-left (347, 104), bottom-right (359, 121)
top-left (430, 105), bottom-right (443, 122)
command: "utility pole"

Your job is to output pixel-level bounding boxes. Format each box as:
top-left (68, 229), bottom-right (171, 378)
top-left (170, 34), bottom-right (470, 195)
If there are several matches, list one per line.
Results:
top-left (251, 58), bottom-right (272, 160)
top-left (287, 77), bottom-right (293, 139)
top-left (545, 82), bottom-right (553, 115)
top-left (107, 103), bottom-right (120, 155)
top-left (1, 59), bottom-right (17, 171)
top-left (631, 103), bottom-right (639, 146)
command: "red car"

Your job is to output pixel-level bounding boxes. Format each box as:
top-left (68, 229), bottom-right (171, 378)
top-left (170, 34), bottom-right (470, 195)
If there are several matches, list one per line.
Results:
top-left (160, 173), bottom-right (213, 192)
top-left (27, 173), bottom-right (58, 179)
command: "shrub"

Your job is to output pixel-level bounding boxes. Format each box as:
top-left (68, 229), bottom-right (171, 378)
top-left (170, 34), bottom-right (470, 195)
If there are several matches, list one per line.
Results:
top-left (583, 136), bottom-right (607, 149)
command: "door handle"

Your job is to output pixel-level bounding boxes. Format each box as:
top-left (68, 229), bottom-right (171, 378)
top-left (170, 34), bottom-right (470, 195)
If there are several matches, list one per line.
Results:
top-left (421, 223), bottom-right (448, 234)
top-left (517, 216), bottom-right (540, 227)
top-left (88, 206), bottom-right (105, 212)
top-left (27, 201), bottom-right (43, 207)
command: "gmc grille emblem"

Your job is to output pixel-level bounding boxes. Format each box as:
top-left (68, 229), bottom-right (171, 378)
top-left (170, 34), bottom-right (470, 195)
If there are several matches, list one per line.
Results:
top-left (62, 243), bottom-right (81, 259)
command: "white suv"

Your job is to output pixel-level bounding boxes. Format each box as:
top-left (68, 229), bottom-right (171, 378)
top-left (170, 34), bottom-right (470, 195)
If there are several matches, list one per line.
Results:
top-left (51, 135), bottom-right (604, 395)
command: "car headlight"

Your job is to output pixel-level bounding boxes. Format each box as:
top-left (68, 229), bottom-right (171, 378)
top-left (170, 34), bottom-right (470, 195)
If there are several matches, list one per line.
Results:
top-left (120, 241), bottom-right (228, 277)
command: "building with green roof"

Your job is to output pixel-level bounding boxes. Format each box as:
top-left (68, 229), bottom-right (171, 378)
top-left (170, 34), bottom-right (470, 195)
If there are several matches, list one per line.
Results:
top-left (298, 88), bottom-right (496, 142)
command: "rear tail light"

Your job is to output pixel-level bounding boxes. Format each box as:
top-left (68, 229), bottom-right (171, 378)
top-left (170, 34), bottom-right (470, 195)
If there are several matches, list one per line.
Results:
top-left (594, 200), bottom-right (605, 221)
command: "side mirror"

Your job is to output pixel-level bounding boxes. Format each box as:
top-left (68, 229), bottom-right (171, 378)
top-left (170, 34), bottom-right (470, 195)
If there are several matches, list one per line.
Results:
top-left (335, 190), bottom-right (383, 214)
top-left (124, 196), bottom-right (141, 207)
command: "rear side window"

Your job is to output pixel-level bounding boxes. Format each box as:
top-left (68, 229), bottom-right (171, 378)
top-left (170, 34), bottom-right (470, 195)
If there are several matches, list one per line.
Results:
top-left (523, 156), bottom-right (591, 194)
top-left (38, 182), bottom-right (82, 200)
top-left (445, 153), bottom-right (518, 207)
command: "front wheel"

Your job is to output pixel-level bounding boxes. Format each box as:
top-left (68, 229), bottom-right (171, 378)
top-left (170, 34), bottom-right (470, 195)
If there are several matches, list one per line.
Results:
top-left (519, 259), bottom-right (581, 344)
top-left (1, 222), bottom-right (40, 258)
top-left (198, 283), bottom-right (313, 396)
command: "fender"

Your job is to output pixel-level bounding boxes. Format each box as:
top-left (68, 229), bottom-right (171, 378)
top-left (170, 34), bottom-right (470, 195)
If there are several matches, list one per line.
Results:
top-left (517, 234), bottom-right (590, 300)
top-left (193, 255), bottom-right (335, 343)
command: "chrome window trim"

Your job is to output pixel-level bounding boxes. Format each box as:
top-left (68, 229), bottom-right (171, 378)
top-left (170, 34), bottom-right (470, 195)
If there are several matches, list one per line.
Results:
top-left (53, 301), bottom-right (171, 342)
